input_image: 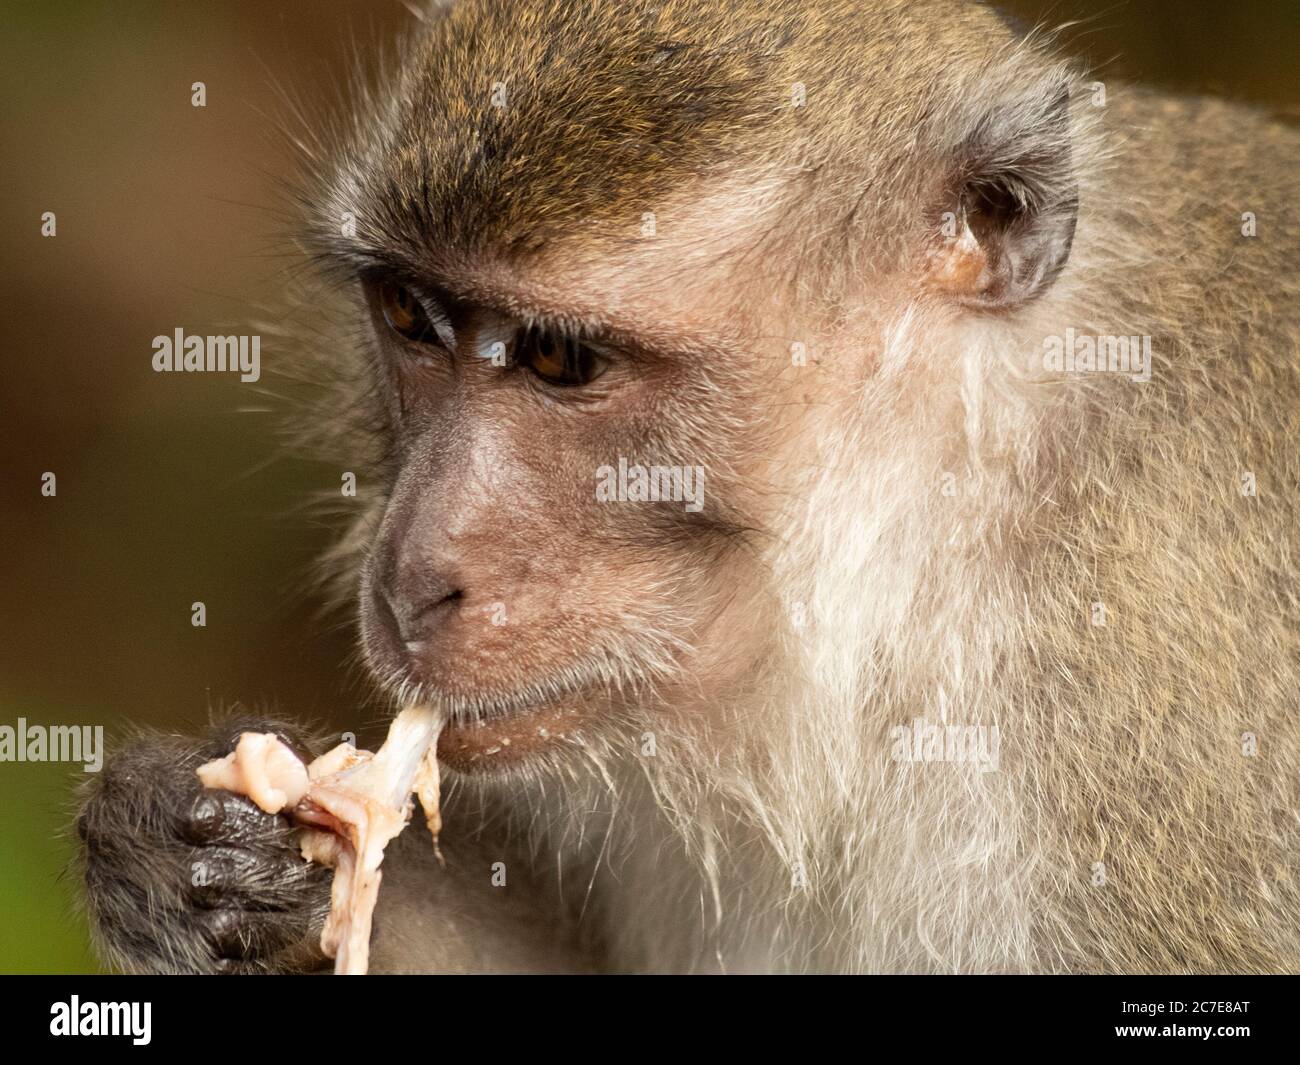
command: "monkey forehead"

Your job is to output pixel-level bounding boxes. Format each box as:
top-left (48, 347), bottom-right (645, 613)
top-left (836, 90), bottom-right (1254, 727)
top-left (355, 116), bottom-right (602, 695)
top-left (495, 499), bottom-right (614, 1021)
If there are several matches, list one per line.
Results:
top-left (352, 0), bottom-right (798, 252)
top-left (312, 0), bottom-right (1032, 327)
top-left (315, 0), bottom-right (1028, 254)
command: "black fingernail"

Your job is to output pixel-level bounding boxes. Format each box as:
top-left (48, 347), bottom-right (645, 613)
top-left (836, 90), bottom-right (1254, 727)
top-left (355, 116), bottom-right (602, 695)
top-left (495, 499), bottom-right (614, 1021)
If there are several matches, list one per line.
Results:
top-left (187, 793), bottom-right (224, 841)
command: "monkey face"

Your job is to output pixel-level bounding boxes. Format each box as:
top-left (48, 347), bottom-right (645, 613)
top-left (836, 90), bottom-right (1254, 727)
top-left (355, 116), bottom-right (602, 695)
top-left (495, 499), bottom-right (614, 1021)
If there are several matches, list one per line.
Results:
top-left (350, 236), bottom-right (790, 775)
top-left (317, 0), bottom-right (1082, 778)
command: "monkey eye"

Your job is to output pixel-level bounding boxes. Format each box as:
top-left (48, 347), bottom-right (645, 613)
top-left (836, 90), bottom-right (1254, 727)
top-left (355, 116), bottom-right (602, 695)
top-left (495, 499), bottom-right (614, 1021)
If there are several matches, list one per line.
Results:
top-left (377, 280), bottom-right (438, 345)
top-left (515, 326), bottom-right (610, 387)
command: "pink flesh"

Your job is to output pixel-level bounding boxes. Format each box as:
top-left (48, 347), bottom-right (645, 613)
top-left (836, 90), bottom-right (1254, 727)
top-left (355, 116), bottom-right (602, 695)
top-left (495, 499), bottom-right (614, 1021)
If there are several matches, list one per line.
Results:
top-left (196, 705), bottom-right (444, 975)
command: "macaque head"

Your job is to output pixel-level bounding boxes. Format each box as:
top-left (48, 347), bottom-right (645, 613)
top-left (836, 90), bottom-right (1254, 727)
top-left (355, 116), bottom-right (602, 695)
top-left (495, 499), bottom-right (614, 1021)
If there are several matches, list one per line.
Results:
top-left (304, 0), bottom-right (1082, 776)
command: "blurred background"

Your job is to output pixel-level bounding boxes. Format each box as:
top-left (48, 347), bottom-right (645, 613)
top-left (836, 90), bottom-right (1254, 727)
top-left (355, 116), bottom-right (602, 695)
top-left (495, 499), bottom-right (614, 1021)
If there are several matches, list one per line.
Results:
top-left (0, 0), bottom-right (1296, 973)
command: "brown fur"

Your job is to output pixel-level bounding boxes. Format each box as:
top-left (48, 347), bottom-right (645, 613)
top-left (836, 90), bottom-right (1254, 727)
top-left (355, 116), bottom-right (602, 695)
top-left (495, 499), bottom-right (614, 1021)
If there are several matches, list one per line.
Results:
top-left (79, 1), bottom-right (1299, 974)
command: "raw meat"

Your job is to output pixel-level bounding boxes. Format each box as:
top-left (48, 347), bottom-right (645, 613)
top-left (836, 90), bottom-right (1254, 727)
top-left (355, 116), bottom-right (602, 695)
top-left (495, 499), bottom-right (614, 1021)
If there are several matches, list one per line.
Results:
top-left (196, 705), bottom-right (444, 974)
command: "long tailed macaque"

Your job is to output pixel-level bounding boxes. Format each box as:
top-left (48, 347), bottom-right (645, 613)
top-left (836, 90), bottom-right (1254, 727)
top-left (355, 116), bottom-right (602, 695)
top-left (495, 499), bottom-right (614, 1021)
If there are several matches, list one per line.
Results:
top-left (78, 0), bottom-right (1299, 973)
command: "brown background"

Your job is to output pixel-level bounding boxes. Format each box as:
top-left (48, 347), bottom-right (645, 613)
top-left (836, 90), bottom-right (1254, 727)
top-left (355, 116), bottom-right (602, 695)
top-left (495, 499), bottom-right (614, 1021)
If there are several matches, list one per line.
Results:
top-left (0, 0), bottom-right (1295, 973)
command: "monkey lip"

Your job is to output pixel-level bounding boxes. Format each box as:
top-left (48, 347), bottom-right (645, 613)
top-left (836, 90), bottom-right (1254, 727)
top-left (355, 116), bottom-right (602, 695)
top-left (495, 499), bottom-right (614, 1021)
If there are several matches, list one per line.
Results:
top-left (436, 699), bottom-right (588, 773)
top-left (366, 622), bottom-right (600, 772)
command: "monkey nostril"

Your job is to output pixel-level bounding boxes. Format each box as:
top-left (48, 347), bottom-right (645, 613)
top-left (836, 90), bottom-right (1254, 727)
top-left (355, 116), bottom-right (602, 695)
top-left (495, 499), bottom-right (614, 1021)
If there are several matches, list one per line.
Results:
top-left (410, 588), bottom-right (463, 630)
top-left (380, 584), bottom-right (464, 647)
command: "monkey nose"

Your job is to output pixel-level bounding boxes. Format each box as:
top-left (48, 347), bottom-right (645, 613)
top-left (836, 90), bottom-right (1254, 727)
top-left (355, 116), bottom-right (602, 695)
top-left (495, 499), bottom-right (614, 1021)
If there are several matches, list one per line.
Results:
top-left (375, 577), bottom-right (464, 649)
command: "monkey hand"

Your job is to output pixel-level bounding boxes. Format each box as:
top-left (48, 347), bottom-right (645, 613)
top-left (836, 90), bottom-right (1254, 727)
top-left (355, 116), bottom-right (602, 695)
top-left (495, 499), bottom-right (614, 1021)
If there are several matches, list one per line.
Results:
top-left (77, 716), bottom-right (333, 974)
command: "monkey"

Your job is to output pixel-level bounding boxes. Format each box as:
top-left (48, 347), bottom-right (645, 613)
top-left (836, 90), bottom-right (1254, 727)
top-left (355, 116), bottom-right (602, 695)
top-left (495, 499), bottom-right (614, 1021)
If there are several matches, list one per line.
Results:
top-left (77, 0), bottom-right (1299, 974)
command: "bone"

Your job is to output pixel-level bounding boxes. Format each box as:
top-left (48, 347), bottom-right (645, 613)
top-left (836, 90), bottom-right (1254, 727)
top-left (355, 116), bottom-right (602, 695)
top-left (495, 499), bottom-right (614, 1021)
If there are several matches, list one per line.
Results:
top-left (196, 704), bottom-right (444, 974)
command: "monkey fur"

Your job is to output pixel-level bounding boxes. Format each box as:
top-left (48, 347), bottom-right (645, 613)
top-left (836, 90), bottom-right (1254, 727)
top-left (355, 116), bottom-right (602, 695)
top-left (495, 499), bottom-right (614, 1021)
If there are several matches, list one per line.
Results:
top-left (79, 1), bottom-right (1298, 974)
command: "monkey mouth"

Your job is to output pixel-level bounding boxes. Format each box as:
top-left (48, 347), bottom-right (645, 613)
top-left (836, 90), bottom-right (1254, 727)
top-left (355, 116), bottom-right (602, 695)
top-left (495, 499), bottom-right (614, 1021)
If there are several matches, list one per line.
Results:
top-left (361, 596), bottom-right (666, 773)
top-left (369, 658), bottom-right (605, 774)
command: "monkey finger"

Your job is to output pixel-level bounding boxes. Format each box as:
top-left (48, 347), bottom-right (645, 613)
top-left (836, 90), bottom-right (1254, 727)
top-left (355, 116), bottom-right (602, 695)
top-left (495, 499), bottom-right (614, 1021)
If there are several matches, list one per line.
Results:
top-left (187, 844), bottom-right (316, 909)
top-left (197, 906), bottom-right (312, 963)
top-left (183, 789), bottom-right (288, 846)
top-left (202, 719), bottom-right (318, 765)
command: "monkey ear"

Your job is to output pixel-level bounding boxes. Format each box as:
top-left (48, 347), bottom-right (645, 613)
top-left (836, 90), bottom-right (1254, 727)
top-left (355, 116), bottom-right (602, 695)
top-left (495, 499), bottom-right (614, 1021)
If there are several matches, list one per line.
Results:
top-left (927, 87), bottom-right (1078, 310)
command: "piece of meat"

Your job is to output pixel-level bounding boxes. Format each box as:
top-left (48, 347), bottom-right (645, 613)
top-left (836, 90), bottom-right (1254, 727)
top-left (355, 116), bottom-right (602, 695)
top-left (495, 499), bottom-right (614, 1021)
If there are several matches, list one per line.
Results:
top-left (196, 705), bottom-right (444, 974)
top-left (196, 732), bottom-right (311, 815)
